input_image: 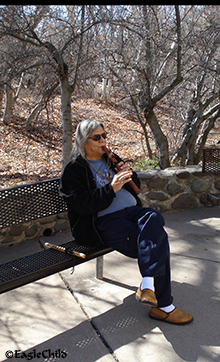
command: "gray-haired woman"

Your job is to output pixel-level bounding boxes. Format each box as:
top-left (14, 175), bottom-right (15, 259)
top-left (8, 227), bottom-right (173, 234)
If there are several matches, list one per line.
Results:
top-left (60, 119), bottom-right (193, 325)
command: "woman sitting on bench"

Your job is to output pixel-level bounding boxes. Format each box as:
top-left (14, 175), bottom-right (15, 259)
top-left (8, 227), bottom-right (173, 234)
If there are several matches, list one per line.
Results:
top-left (60, 119), bottom-right (193, 325)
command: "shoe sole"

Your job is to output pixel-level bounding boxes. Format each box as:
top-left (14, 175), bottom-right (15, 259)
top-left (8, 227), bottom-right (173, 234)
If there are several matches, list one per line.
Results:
top-left (149, 313), bottom-right (193, 325)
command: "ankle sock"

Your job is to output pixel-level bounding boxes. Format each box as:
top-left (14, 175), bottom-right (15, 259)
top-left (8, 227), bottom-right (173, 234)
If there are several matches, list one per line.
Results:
top-left (159, 304), bottom-right (175, 313)
top-left (141, 278), bottom-right (175, 313)
top-left (141, 277), bottom-right (155, 292)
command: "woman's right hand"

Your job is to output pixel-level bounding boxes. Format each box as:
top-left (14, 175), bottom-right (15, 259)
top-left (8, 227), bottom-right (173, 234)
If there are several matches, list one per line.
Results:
top-left (111, 169), bottom-right (133, 193)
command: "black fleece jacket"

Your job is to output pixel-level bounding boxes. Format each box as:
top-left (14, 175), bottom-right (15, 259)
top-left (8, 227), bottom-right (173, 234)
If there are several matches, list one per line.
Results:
top-left (60, 153), bottom-right (142, 247)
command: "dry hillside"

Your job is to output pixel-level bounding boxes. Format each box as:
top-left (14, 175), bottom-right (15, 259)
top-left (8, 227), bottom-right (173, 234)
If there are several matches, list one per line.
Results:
top-left (0, 97), bottom-right (219, 189)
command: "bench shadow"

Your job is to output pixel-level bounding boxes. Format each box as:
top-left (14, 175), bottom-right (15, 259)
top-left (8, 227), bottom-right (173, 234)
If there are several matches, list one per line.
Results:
top-left (2, 279), bottom-right (219, 362)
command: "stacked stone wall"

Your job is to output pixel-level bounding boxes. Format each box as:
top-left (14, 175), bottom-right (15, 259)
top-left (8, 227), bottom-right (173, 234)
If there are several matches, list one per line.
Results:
top-left (138, 165), bottom-right (220, 212)
top-left (0, 212), bottom-right (69, 247)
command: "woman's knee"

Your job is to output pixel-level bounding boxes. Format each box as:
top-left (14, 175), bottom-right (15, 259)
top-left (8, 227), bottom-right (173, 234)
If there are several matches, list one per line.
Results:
top-left (149, 209), bottom-right (165, 227)
top-left (139, 208), bottom-right (165, 228)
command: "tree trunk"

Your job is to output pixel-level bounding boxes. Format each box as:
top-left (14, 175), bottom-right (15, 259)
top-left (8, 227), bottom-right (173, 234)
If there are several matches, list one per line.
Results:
top-left (94, 79), bottom-right (99, 99)
top-left (144, 109), bottom-right (170, 169)
top-left (101, 78), bottom-right (108, 99)
top-left (3, 82), bottom-right (13, 125)
top-left (142, 126), bottom-right (153, 159)
top-left (172, 106), bottom-right (204, 165)
top-left (60, 76), bottom-right (73, 171)
top-left (194, 109), bottom-right (220, 164)
top-left (13, 72), bottom-right (24, 102)
top-left (0, 84), bottom-right (4, 110)
top-left (106, 78), bottom-right (112, 100)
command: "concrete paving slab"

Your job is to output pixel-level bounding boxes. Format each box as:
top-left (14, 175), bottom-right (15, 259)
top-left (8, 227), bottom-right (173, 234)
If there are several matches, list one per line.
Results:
top-left (60, 206), bottom-right (220, 362)
top-left (0, 230), bottom-right (73, 265)
top-left (1, 322), bottom-right (116, 362)
top-left (0, 238), bottom-right (42, 264)
top-left (61, 249), bottom-right (220, 362)
top-left (164, 207), bottom-right (220, 263)
top-left (0, 273), bottom-right (114, 362)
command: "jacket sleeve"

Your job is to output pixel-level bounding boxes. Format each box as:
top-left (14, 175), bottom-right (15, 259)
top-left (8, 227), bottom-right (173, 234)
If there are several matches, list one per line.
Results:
top-left (60, 161), bottom-right (116, 216)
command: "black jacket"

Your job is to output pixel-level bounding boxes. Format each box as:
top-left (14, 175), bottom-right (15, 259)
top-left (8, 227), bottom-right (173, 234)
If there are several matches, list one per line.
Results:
top-left (60, 153), bottom-right (142, 247)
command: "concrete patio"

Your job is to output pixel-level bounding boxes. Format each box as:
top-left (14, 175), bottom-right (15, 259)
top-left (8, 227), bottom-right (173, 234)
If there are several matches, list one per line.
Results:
top-left (0, 206), bottom-right (219, 362)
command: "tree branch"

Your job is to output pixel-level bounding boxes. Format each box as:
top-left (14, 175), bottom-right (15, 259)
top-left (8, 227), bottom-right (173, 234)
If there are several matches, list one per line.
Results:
top-left (151, 5), bottom-right (183, 106)
top-left (70, 5), bottom-right (85, 92)
top-left (202, 102), bottom-right (220, 121)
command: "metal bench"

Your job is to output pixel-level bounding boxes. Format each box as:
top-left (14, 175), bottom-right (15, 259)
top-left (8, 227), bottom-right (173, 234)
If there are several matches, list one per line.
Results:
top-left (0, 178), bottom-right (112, 294)
top-left (202, 147), bottom-right (220, 174)
top-left (202, 147), bottom-right (220, 205)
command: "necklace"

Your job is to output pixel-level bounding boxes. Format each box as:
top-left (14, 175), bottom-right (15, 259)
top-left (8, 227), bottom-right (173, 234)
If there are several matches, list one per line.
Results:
top-left (87, 159), bottom-right (111, 181)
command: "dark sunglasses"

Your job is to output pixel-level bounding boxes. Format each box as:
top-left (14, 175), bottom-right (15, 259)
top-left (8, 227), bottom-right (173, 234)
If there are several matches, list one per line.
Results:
top-left (87, 132), bottom-right (107, 141)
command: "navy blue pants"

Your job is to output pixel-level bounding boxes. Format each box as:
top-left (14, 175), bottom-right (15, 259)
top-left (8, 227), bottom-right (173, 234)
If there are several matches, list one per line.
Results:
top-left (97, 206), bottom-right (173, 308)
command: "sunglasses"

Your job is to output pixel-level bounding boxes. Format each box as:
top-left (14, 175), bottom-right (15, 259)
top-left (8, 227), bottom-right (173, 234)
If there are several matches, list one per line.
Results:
top-left (87, 132), bottom-right (107, 141)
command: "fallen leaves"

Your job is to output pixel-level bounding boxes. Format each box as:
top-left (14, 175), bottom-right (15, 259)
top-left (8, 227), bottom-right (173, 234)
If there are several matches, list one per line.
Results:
top-left (1, 96), bottom-right (219, 189)
top-left (0, 97), bottom-right (146, 188)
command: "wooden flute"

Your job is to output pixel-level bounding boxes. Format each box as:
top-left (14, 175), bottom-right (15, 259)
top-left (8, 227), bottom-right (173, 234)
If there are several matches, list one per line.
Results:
top-left (103, 146), bottom-right (140, 194)
top-left (44, 242), bottom-right (86, 259)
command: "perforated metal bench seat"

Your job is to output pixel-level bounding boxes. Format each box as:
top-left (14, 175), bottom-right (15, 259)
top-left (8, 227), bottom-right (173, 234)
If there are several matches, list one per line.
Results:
top-left (0, 178), bottom-right (113, 294)
top-left (0, 241), bottom-right (112, 294)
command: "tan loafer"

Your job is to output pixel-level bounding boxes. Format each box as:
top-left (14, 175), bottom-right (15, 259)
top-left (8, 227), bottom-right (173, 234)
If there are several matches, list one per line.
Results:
top-left (136, 287), bottom-right (158, 307)
top-left (149, 307), bottom-right (193, 325)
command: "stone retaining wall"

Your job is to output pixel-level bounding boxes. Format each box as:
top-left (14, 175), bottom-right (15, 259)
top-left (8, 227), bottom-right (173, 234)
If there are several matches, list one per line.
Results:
top-left (0, 212), bottom-right (70, 248)
top-left (0, 165), bottom-right (219, 247)
top-left (138, 165), bottom-right (220, 211)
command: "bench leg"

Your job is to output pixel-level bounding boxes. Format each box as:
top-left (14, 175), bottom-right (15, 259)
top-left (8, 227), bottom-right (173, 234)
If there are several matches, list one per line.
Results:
top-left (96, 256), bottom-right (104, 279)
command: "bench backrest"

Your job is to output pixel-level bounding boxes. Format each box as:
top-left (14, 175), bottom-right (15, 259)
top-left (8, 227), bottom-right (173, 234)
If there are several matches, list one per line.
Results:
top-left (0, 178), bottom-right (67, 229)
top-left (202, 148), bottom-right (220, 173)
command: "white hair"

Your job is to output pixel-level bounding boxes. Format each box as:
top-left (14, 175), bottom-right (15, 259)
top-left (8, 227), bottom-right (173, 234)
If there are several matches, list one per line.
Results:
top-left (71, 119), bottom-right (105, 160)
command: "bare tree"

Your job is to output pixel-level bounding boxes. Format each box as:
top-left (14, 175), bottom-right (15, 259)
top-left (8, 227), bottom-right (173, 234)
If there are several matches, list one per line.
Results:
top-left (172, 5), bottom-right (220, 165)
top-left (1, 6), bottom-right (50, 125)
top-left (97, 5), bottom-right (182, 168)
top-left (0, 5), bottom-right (101, 169)
top-left (1, 5), bottom-right (219, 173)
